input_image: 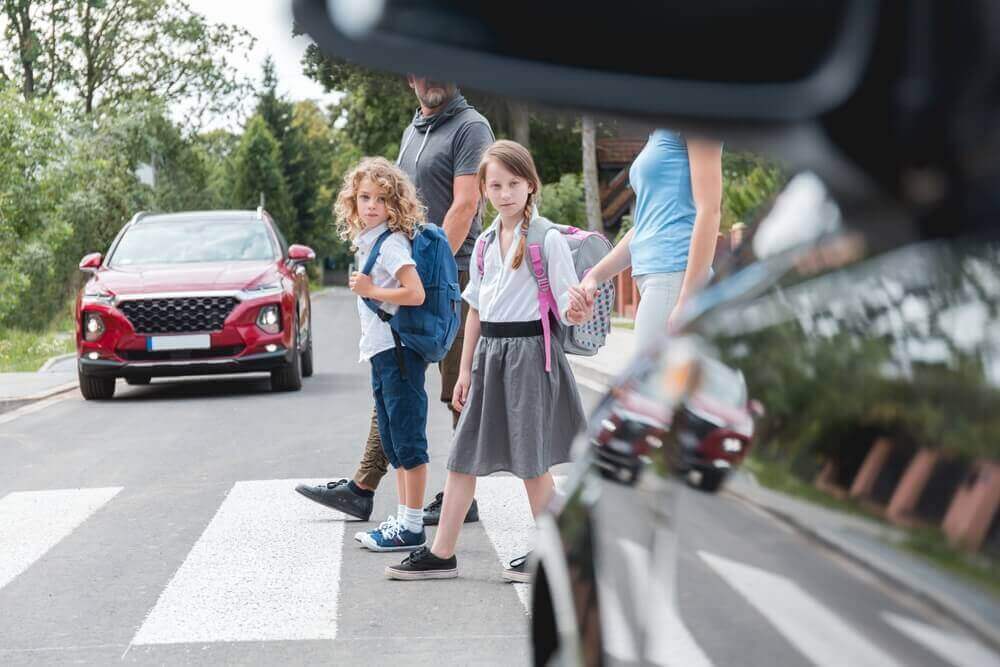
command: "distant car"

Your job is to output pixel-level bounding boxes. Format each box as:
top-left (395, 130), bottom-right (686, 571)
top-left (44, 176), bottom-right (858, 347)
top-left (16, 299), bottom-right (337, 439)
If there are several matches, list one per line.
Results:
top-left (675, 357), bottom-right (762, 492)
top-left (75, 209), bottom-right (315, 400)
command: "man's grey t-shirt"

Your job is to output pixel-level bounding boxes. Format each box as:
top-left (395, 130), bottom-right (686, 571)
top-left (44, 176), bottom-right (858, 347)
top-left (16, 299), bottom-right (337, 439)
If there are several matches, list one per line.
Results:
top-left (397, 99), bottom-right (494, 271)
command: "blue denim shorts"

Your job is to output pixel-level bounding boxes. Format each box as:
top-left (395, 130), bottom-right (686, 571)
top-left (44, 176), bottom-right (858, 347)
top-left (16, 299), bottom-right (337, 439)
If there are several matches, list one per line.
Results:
top-left (370, 347), bottom-right (429, 470)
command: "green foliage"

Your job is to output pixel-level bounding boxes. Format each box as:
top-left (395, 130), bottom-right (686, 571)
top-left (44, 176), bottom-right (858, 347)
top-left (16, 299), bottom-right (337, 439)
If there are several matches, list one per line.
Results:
top-left (230, 115), bottom-right (294, 235)
top-left (1, 0), bottom-right (255, 122)
top-left (722, 151), bottom-right (785, 231)
top-left (302, 48), bottom-right (413, 158)
top-left (527, 115), bottom-right (581, 184)
top-left (539, 173), bottom-right (586, 229)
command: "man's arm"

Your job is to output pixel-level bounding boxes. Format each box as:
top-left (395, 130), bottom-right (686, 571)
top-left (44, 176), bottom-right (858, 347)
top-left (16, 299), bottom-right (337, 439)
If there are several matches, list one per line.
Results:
top-left (441, 173), bottom-right (480, 255)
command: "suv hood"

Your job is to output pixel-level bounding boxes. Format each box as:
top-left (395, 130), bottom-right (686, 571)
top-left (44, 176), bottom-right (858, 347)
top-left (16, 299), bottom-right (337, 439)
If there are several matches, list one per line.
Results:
top-left (90, 261), bottom-right (279, 296)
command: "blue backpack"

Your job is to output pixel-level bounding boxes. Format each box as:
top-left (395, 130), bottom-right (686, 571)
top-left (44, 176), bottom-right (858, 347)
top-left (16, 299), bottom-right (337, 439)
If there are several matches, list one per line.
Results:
top-left (362, 225), bottom-right (462, 364)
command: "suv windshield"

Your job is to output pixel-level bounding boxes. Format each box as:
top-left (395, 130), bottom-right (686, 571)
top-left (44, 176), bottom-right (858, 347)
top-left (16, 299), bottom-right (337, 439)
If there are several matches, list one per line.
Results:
top-left (110, 220), bottom-right (278, 266)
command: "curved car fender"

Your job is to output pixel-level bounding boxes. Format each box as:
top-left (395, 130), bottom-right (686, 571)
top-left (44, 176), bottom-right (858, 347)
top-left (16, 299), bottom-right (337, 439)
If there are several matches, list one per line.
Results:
top-left (534, 513), bottom-right (583, 665)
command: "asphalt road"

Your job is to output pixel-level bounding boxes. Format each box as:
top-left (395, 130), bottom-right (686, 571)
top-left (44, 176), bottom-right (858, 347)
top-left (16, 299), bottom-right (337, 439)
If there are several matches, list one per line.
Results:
top-left (0, 288), bottom-right (995, 666)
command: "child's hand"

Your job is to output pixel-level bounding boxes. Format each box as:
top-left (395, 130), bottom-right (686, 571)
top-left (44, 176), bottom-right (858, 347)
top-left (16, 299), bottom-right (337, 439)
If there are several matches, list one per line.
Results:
top-left (349, 272), bottom-right (374, 297)
top-left (451, 371), bottom-right (471, 413)
top-left (566, 301), bottom-right (593, 325)
top-left (568, 282), bottom-right (595, 313)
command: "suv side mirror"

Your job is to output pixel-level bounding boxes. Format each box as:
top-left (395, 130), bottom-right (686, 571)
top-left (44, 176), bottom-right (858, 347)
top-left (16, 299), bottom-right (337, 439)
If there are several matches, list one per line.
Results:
top-left (79, 253), bottom-right (102, 274)
top-left (288, 244), bottom-right (316, 264)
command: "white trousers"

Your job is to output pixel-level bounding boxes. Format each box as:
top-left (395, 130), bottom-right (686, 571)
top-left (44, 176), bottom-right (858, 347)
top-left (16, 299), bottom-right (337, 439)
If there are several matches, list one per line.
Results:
top-left (634, 272), bottom-right (684, 353)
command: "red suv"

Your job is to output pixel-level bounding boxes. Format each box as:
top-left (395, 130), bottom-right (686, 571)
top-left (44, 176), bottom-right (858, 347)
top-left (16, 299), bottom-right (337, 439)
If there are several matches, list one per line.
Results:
top-left (75, 209), bottom-right (315, 400)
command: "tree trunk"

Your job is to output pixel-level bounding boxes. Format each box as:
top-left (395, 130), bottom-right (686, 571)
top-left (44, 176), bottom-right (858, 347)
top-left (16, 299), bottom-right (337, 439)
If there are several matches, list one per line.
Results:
top-left (581, 115), bottom-right (604, 233)
top-left (509, 101), bottom-right (530, 148)
top-left (9, 1), bottom-right (36, 98)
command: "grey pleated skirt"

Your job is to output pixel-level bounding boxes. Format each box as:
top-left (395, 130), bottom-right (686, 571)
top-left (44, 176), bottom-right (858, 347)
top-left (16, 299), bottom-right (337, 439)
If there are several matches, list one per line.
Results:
top-left (447, 328), bottom-right (586, 479)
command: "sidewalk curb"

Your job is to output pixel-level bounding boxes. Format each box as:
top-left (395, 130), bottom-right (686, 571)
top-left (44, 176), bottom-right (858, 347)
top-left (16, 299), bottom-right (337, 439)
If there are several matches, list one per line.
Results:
top-left (38, 352), bottom-right (76, 373)
top-left (567, 357), bottom-right (615, 392)
top-left (0, 380), bottom-right (78, 416)
top-left (728, 487), bottom-right (1000, 650)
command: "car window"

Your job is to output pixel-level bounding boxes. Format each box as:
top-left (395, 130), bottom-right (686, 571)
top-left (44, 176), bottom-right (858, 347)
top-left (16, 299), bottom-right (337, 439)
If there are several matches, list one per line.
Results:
top-left (109, 220), bottom-right (279, 266)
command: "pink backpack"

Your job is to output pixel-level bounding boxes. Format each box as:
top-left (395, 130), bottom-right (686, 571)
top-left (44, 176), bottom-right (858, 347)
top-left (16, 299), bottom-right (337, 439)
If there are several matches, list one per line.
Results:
top-left (476, 216), bottom-right (615, 372)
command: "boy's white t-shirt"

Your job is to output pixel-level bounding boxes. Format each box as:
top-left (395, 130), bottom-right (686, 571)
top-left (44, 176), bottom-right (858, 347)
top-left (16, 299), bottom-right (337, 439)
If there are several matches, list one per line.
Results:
top-left (463, 222), bottom-right (576, 325)
top-left (354, 222), bottom-right (416, 362)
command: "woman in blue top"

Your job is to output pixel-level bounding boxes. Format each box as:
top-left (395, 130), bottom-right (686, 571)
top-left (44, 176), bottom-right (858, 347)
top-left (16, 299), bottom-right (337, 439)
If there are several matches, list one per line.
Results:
top-left (575, 129), bottom-right (722, 350)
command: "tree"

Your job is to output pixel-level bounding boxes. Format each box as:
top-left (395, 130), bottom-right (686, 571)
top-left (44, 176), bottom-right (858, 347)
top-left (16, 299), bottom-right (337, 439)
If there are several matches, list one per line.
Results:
top-left (301, 47), bottom-right (413, 157)
top-left (1, 0), bottom-right (255, 119)
top-left (581, 115), bottom-right (603, 233)
top-left (230, 115), bottom-right (294, 236)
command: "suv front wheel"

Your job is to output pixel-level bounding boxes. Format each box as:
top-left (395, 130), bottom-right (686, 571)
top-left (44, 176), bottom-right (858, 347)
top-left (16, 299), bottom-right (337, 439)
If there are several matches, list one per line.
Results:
top-left (79, 370), bottom-right (115, 400)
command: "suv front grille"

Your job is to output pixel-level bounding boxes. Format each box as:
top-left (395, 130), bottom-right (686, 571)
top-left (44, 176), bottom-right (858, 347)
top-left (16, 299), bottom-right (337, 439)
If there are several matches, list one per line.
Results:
top-left (120, 296), bottom-right (239, 334)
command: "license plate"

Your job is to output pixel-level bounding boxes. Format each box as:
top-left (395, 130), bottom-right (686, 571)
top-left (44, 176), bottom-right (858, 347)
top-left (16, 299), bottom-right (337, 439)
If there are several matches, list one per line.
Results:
top-left (147, 334), bottom-right (211, 351)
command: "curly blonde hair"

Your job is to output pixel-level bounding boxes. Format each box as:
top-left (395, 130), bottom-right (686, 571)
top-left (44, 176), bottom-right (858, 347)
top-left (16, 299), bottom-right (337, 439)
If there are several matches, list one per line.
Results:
top-left (334, 156), bottom-right (425, 245)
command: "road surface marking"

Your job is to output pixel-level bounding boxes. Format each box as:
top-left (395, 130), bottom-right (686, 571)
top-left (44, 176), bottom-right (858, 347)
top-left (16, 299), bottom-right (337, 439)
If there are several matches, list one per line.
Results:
top-left (700, 551), bottom-right (902, 667)
top-left (130, 479), bottom-right (345, 644)
top-left (882, 611), bottom-right (1000, 667)
top-left (476, 476), bottom-right (566, 611)
top-left (0, 487), bottom-right (122, 592)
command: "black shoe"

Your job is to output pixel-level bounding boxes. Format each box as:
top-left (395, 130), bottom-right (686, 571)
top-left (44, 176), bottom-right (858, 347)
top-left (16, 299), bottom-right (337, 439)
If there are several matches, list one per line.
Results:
top-left (294, 479), bottom-right (373, 521)
top-left (502, 552), bottom-right (533, 583)
top-left (385, 546), bottom-right (458, 580)
top-left (422, 491), bottom-right (479, 526)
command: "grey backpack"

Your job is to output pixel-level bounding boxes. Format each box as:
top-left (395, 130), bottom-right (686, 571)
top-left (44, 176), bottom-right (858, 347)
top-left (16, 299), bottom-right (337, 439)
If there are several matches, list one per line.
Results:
top-left (476, 216), bottom-right (615, 371)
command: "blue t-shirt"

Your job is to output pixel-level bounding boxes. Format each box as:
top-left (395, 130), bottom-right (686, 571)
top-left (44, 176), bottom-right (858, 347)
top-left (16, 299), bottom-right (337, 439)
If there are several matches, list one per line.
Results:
top-left (628, 129), bottom-right (697, 276)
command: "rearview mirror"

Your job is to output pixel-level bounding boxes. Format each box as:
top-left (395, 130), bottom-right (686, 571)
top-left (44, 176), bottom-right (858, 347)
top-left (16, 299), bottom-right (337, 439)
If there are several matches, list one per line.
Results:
top-left (295, 0), bottom-right (877, 122)
top-left (79, 253), bottom-right (102, 274)
top-left (288, 244), bottom-right (316, 263)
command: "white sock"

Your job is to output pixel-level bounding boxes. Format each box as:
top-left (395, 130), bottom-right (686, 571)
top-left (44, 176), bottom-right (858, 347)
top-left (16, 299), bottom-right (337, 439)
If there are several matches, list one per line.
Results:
top-left (403, 506), bottom-right (424, 534)
top-left (397, 504), bottom-right (406, 525)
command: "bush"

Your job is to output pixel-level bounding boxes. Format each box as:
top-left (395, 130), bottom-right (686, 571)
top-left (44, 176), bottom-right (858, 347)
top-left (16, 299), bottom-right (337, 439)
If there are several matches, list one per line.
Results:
top-left (539, 173), bottom-right (586, 229)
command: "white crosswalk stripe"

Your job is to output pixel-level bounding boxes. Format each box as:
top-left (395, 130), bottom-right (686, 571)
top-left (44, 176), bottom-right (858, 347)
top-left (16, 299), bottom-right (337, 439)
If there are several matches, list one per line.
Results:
top-left (0, 487), bottom-right (122, 592)
top-left (699, 551), bottom-right (903, 667)
top-left (476, 476), bottom-right (569, 610)
top-left (3, 478), bottom-right (989, 667)
top-left (130, 480), bottom-right (345, 645)
top-left (882, 611), bottom-right (1000, 667)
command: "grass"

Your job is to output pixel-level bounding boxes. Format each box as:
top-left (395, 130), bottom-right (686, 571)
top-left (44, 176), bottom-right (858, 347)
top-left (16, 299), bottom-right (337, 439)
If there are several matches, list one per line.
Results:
top-left (612, 318), bottom-right (635, 330)
top-left (0, 327), bottom-right (75, 372)
top-left (902, 527), bottom-right (1000, 597)
top-left (746, 455), bottom-right (1000, 597)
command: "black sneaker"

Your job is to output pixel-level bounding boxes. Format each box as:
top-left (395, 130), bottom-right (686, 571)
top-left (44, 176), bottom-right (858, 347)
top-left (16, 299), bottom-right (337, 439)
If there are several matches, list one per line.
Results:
top-left (502, 552), bottom-right (533, 583)
top-left (386, 546), bottom-right (458, 580)
top-left (294, 479), bottom-right (373, 521)
top-left (422, 491), bottom-right (480, 525)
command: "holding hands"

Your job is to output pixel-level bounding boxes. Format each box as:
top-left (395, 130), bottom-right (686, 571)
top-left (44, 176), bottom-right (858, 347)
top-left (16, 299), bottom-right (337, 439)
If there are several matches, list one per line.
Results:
top-left (566, 275), bottom-right (598, 325)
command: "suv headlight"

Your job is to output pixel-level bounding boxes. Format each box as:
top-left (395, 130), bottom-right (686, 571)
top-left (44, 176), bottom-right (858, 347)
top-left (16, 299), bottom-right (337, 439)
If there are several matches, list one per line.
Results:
top-left (83, 312), bottom-right (105, 341)
top-left (256, 304), bottom-right (281, 334)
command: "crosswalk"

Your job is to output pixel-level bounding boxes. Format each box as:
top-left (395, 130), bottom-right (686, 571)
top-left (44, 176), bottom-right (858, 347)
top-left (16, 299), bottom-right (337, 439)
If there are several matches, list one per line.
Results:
top-left (1, 480), bottom-right (997, 667)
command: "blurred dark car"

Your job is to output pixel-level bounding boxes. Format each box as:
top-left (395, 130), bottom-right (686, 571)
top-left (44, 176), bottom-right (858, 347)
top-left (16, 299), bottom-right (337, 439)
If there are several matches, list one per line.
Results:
top-left (296, 1), bottom-right (999, 665)
top-left (676, 357), bottom-right (761, 492)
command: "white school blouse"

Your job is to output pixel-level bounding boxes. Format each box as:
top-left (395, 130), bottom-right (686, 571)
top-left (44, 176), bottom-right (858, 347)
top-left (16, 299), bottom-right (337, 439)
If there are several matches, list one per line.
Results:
top-left (463, 223), bottom-right (577, 326)
top-left (354, 223), bottom-right (416, 362)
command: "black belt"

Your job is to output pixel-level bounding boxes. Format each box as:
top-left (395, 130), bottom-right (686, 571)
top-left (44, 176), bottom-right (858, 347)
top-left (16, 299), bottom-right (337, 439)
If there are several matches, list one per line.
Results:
top-left (480, 320), bottom-right (544, 338)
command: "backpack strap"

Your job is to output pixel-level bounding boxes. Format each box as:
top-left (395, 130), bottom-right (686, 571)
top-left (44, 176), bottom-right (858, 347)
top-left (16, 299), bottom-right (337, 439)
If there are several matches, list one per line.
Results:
top-left (361, 229), bottom-right (394, 319)
top-left (525, 218), bottom-right (560, 373)
top-left (476, 225), bottom-right (497, 276)
top-left (360, 228), bottom-right (408, 378)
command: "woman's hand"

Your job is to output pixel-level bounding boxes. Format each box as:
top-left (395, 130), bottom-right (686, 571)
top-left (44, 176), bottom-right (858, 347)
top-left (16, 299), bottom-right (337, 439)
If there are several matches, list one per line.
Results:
top-left (666, 298), bottom-right (687, 334)
top-left (349, 272), bottom-right (374, 297)
top-left (568, 275), bottom-right (597, 313)
top-left (451, 370), bottom-right (472, 413)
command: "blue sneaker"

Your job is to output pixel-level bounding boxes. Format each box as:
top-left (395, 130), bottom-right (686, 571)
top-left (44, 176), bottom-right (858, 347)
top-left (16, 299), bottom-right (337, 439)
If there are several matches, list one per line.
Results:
top-left (355, 515), bottom-right (398, 545)
top-left (358, 520), bottom-right (426, 552)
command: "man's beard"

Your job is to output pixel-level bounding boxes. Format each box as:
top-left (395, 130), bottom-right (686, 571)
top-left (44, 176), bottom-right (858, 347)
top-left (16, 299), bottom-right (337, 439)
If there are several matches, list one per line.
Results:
top-left (420, 84), bottom-right (453, 109)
